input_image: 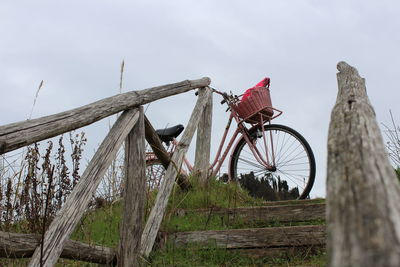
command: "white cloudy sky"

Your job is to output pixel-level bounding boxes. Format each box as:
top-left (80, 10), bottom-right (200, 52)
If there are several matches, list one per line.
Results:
top-left (1, 0), bottom-right (400, 197)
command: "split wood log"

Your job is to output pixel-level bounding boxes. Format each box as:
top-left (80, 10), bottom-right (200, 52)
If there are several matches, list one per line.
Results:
top-left (327, 61), bottom-right (400, 267)
top-left (0, 231), bottom-right (116, 264)
top-left (28, 108), bottom-right (140, 267)
top-left (258, 198), bottom-right (323, 206)
top-left (172, 225), bottom-right (325, 249)
top-left (178, 203), bottom-right (325, 223)
top-left (144, 116), bottom-right (190, 190)
top-left (238, 246), bottom-right (325, 259)
top-left (118, 107), bottom-right (145, 266)
top-left (140, 87), bottom-right (213, 257)
top-left (0, 77), bottom-right (210, 154)
top-left (193, 87), bottom-right (213, 184)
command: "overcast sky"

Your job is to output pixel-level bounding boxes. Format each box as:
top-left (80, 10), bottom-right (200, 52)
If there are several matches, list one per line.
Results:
top-left (1, 0), bottom-right (400, 197)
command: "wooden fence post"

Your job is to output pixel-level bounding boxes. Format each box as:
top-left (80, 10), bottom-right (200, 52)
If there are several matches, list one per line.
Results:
top-left (28, 108), bottom-right (140, 267)
top-left (194, 87), bottom-right (213, 184)
top-left (118, 107), bottom-right (145, 266)
top-left (327, 61), bottom-right (400, 267)
top-left (140, 87), bottom-right (212, 257)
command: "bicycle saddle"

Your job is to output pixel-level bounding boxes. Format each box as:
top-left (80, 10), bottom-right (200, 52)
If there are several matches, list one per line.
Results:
top-left (155, 124), bottom-right (185, 143)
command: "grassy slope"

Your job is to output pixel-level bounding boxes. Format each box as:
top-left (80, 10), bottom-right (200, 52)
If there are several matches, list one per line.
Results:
top-left (0, 178), bottom-right (326, 266)
top-left (70, 178), bottom-right (326, 266)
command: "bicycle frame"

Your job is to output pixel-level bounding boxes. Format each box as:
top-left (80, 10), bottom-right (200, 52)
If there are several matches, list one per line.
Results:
top-left (208, 105), bottom-right (282, 180)
top-left (176, 88), bottom-right (283, 181)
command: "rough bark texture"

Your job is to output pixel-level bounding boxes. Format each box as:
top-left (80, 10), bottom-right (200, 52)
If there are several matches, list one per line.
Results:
top-left (28, 108), bottom-right (140, 267)
top-left (193, 87), bottom-right (213, 184)
top-left (0, 77), bottom-right (211, 154)
top-left (0, 231), bottom-right (116, 265)
top-left (140, 87), bottom-right (212, 257)
top-left (327, 61), bottom-right (400, 267)
top-left (118, 107), bottom-right (145, 267)
top-left (144, 116), bottom-right (190, 190)
top-left (172, 225), bottom-right (325, 249)
top-left (178, 203), bottom-right (325, 223)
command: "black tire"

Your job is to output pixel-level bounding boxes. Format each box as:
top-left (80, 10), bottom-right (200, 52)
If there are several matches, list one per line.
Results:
top-left (229, 124), bottom-right (316, 200)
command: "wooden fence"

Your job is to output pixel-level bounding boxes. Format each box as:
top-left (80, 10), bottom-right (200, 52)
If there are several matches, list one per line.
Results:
top-left (2, 61), bottom-right (400, 266)
top-left (0, 77), bottom-right (212, 266)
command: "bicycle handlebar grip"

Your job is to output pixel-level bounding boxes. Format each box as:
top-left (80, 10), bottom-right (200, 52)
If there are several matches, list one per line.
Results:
top-left (221, 99), bottom-right (226, 105)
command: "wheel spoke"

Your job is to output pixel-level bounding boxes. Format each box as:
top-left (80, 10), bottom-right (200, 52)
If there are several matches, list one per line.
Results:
top-left (146, 162), bottom-right (166, 190)
top-left (278, 146), bottom-right (305, 167)
top-left (237, 156), bottom-right (265, 170)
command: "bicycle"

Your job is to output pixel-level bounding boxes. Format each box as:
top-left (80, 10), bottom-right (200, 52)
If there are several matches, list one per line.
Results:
top-left (145, 78), bottom-right (316, 200)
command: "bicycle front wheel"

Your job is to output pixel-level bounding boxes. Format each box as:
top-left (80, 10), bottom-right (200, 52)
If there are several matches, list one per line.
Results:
top-left (229, 124), bottom-right (316, 200)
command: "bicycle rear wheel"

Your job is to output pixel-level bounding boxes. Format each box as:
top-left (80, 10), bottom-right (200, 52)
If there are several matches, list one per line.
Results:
top-left (229, 124), bottom-right (315, 200)
top-left (146, 160), bottom-right (166, 190)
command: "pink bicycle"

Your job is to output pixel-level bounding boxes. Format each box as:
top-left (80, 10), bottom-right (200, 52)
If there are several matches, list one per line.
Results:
top-left (146, 78), bottom-right (316, 200)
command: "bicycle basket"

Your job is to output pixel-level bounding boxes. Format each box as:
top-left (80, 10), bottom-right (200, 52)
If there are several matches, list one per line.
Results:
top-left (235, 87), bottom-right (274, 124)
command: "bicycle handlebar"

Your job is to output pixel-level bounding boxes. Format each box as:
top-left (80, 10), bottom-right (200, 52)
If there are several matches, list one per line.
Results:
top-left (196, 87), bottom-right (241, 112)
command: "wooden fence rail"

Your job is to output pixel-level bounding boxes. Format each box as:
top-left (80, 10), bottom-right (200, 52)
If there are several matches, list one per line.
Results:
top-left (0, 77), bottom-right (210, 154)
top-left (173, 225), bottom-right (325, 249)
top-left (0, 231), bottom-right (116, 264)
top-left (327, 62), bottom-right (400, 267)
top-left (178, 203), bottom-right (325, 223)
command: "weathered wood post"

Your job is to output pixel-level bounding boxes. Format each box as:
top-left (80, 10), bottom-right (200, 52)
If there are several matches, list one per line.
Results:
top-left (327, 61), bottom-right (400, 267)
top-left (28, 108), bottom-right (140, 267)
top-left (194, 88), bottom-right (213, 184)
top-left (140, 87), bottom-right (213, 257)
top-left (118, 107), bottom-right (145, 266)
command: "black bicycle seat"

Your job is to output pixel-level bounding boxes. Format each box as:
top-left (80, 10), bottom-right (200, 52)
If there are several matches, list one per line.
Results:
top-left (155, 124), bottom-right (184, 143)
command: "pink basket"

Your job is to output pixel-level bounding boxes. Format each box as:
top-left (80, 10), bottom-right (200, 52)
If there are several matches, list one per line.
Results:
top-left (235, 87), bottom-right (273, 124)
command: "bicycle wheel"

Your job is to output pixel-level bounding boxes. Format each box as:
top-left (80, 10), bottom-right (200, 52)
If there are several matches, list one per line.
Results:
top-left (229, 124), bottom-right (315, 200)
top-left (146, 160), bottom-right (166, 190)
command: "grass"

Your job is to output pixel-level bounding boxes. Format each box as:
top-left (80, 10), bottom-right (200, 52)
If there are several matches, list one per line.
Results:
top-left (71, 177), bottom-right (265, 246)
top-left (159, 178), bottom-right (325, 232)
top-left (149, 242), bottom-right (327, 267)
top-left (2, 177), bottom-right (327, 266)
top-left (71, 201), bottom-right (122, 247)
top-left (164, 210), bottom-right (325, 232)
top-left (166, 177), bottom-right (267, 210)
top-left (150, 243), bottom-right (261, 267)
